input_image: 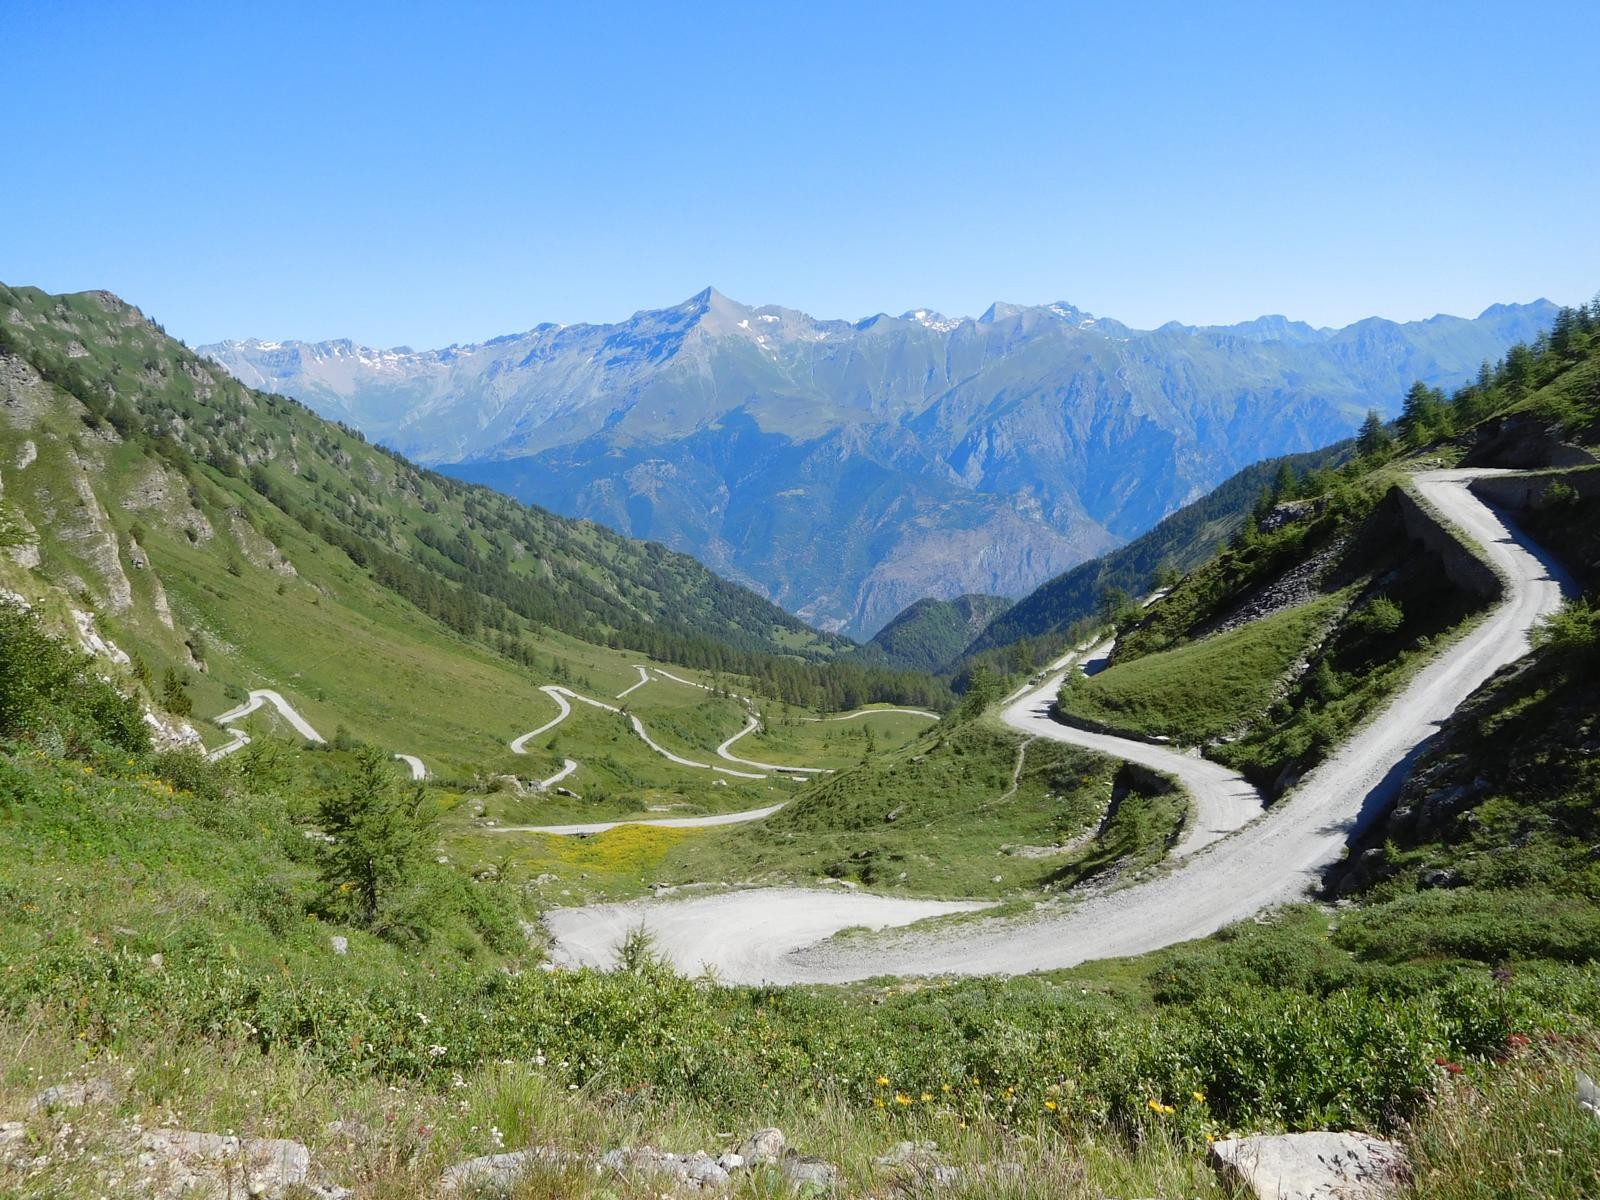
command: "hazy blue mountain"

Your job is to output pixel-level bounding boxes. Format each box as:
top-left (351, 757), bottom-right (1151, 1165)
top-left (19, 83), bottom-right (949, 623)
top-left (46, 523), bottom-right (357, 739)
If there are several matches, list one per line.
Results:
top-left (203, 290), bottom-right (1556, 635)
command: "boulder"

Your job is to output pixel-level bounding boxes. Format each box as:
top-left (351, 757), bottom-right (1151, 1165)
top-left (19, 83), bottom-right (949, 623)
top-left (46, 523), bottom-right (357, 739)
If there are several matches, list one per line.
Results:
top-left (738, 1127), bottom-right (786, 1164)
top-left (137, 1129), bottom-right (348, 1199)
top-left (29, 1076), bottom-right (117, 1112)
top-left (1209, 1131), bottom-right (1408, 1200)
top-left (0, 1121), bottom-right (27, 1163)
top-left (782, 1154), bottom-right (841, 1192)
top-left (438, 1147), bottom-right (578, 1193)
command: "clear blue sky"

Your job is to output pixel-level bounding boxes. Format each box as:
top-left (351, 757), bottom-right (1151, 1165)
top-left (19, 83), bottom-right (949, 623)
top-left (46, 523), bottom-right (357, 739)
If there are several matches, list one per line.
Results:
top-left (6, 0), bottom-right (1597, 347)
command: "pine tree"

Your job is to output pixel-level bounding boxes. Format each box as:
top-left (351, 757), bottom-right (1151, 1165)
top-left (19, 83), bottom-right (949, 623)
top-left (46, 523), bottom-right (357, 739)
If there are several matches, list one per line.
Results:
top-left (160, 667), bottom-right (192, 717)
top-left (1271, 462), bottom-right (1298, 502)
top-left (1397, 381), bottom-right (1450, 446)
top-left (1356, 409), bottom-right (1390, 458)
top-left (317, 747), bottom-right (435, 928)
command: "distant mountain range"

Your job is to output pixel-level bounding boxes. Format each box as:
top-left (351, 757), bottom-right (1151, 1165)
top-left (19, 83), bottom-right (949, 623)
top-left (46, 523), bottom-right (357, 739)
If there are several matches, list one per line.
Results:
top-left (202, 290), bottom-right (1557, 636)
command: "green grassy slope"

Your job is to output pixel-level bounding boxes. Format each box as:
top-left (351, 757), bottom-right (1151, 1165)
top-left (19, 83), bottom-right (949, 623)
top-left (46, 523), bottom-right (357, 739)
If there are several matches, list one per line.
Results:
top-left (0, 283), bottom-right (950, 717)
top-left (1058, 597), bottom-right (1341, 744)
top-left (641, 710), bottom-right (1194, 900)
top-left (4, 645), bottom-right (1597, 1198)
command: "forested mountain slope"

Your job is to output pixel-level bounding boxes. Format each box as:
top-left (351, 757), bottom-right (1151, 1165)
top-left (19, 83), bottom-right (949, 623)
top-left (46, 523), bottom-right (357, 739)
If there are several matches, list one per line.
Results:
top-left (860, 593), bottom-right (1011, 672)
top-left (0, 284), bottom-right (944, 758)
top-left (963, 440), bottom-right (1354, 670)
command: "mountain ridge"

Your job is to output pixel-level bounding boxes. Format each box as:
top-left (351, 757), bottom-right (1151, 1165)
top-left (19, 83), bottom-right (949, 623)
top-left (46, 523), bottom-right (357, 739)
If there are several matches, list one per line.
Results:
top-left (202, 291), bottom-right (1558, 635)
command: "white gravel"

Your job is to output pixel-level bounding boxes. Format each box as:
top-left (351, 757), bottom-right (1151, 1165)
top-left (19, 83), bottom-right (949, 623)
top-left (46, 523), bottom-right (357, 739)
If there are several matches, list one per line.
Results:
top-left (544, 887), bottom-right (992, 979)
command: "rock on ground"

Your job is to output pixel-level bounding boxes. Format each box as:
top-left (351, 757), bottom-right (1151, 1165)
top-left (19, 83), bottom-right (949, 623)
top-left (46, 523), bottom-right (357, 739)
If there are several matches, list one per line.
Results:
top-left (137, 1129), bottom-right (349, 1199)
top-left (437, 1147), bottom-right (581, 1193)
top-left (437, 1127), bottom-right (845, 1195)
top-left (1208, 1131), bottom-right (1409, 1200)
top-left (737, 1127), bottom-right (786, 1163)
top-left (29, 1076), bottom-right (117, 1112)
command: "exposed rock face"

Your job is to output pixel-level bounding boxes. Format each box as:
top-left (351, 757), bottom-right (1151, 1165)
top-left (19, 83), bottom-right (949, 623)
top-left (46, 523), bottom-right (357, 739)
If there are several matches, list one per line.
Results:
top-left (1208, 1131), bottom-right (1409, 1200)
top-left (437, 1146), bottom-right (580, 1193)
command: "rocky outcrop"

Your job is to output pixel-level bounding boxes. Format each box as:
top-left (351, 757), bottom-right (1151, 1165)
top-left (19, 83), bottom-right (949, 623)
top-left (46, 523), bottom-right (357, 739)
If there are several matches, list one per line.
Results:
top-left (1463, 415), bottom-right (1598, 469)
top-left (1208, 1131), bottom-right (1408, 1199)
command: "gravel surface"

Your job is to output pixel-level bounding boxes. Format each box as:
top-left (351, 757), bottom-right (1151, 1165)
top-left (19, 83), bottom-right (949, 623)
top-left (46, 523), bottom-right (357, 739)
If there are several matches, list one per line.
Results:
top-left (544, 887), bottom-right (992, 977)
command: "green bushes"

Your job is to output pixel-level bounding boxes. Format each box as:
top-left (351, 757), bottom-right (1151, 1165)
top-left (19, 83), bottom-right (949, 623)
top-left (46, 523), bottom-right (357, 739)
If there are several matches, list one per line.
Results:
top-left (0, 602), bottom-right (147, 753)
top-left (8, 923), bottom-right (1593, 1141)
top-left (1534, 598), bottom-right (1600, 663)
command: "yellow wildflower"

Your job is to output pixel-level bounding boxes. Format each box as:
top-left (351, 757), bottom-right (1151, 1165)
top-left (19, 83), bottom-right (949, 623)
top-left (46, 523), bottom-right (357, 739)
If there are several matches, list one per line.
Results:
top-left (1044, 1099), bottom-right (1058, 1111)
top-left (894, 1093), bottom-right (913, 1107)
top-left (876, 1076), bottom-right (890, 1087)
top-left (920, 1092), bottom-right (933, 1103)
top-left (1192, 1090), bottom-right (1206, 1103)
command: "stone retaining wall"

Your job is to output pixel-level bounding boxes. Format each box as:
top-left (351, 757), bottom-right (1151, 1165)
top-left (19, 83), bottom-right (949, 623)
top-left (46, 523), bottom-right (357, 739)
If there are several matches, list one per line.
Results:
top-left (1393, 486), bottom-right (1503, 601)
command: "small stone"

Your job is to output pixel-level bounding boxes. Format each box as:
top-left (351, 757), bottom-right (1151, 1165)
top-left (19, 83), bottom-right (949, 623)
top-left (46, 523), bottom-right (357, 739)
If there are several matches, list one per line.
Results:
top-left (1579, 1070), bottom-right (1600, 1119)
top-left (737, 1127), bottom-right (786, 1164)
top-left (29, 1077), bottom-right (116, 1112)
top-left (782, 1155), bottom-right (841, 1191)
top-left (716, 1151), bottom-right (746, 1171)
top-left (328, 935), bottom-right (348, 956)
top-left (687, 1156), bottom-right (730, 1186)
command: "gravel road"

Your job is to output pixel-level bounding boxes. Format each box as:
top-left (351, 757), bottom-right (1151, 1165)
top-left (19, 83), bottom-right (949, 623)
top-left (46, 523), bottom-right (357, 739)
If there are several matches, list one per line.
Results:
top-left (544, 887), bottom-right (991, 976)
top-left (545, 470), bottom-right (1574, 983)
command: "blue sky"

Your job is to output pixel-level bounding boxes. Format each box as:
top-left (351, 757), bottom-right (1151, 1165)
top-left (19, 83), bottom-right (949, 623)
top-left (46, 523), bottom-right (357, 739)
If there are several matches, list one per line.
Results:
top-left (6, 0), bottom-right (1598, 347)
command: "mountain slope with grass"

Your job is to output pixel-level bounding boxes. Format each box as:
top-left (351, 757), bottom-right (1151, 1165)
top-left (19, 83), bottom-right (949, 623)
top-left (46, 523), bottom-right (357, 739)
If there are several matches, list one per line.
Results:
top-left (962, 440), bottom-right (1356, 670)
top-left (1, 293), bottom-right (1597, 1200)
top-left (0, 284), bottom-right (948, 770)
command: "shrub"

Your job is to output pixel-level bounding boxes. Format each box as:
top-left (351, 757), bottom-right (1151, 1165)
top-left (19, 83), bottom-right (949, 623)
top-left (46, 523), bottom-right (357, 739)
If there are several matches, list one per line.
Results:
top-left (0, 603), bottom-right (147, 753)
top-left (1533, 599), bottom-right (1599, 665)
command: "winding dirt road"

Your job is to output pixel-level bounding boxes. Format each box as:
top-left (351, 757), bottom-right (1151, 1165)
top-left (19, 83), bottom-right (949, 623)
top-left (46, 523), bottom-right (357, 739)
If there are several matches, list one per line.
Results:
top-left (508, 676), bottom-right (939, 806)
top-left (206, 688), bottom-right (428, 779)
top-left (545, 888), bottom-right (991, 976)
top-left (546, 469), bottom-right (1575, 983)
top-left (206, 688), bottom-right (326, 761)
top-left (394, 753), bottom-right (428, 781)
top-left (492, 802), bottom-right (789, 837)
top-left (1003, 685), bottom-right (1264, 859)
